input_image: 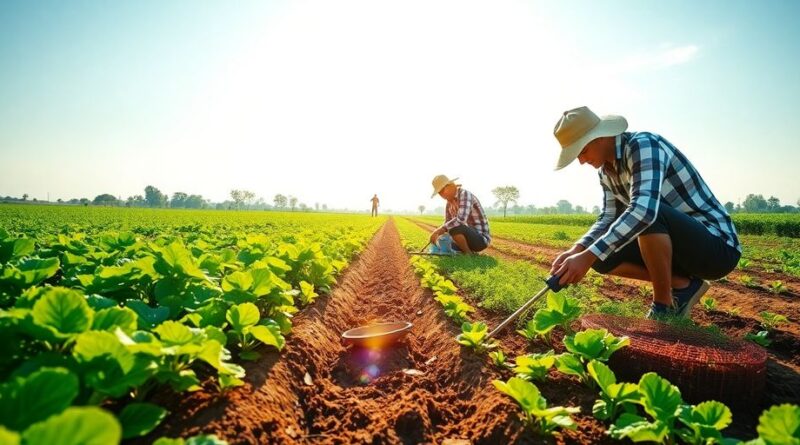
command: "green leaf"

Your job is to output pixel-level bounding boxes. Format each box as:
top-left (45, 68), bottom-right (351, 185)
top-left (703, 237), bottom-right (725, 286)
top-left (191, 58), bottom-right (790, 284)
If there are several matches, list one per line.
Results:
top-left (513, 352), bottom-right (555, 381)
top-left (31, 287), bottom-right (93, 338)
top-left (587, 360), bottom-right (616, 393)
top-left (1, 257), bottom-right (60, 288)
top-left (691, 400), bottom-right (733, 430)
top-left (0, 236), bottom-right (35, 263)
top-left (492, 376), bottom-right (543, 415)
top-left (152, 241), bottom-right (207, 280)
top-left (756, 403), bottom-right (800, 445)
top-left (118, 403), bottom-right (168, 439)
top-left (153, 321), bottom-right (195, 346)
top-left (638, 372), bottom-right (683, 423)
top-left (0, 367), bottom-right (79, 431)
top-left (609, 413), bottom-right (669, 443)
top-left (226, 303), bottom-right (260, 332)
top-left (92, 307), bottom-right (138, 334)
top-left (555, 353), bottom-right (585, 379)
top-left (249, 322), bottom-right (285, 351)
top-left (126, 300), bottom-right (170, 329)
top-left (21, 407), bottom-right (121, 445)
top-left (0, 426), bottom-right (19, 445)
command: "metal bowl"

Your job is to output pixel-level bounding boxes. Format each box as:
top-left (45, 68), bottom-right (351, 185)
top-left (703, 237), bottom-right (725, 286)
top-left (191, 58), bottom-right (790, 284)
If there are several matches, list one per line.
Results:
top-left (342, 321), bottom-right (413, 348)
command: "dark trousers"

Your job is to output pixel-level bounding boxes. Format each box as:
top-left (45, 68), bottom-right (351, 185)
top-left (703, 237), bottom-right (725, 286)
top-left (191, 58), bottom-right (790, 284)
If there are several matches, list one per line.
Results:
top-left (591, 205), bottom-right (740, 280)
top-left (448, 224), bottom-right (489, 252)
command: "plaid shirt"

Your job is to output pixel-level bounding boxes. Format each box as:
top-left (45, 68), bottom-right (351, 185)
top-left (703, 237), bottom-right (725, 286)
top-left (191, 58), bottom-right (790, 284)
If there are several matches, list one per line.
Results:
top-left (440, 187), bottom-right (492, 244)
top-left (578, 132), bottom-right (741, 261)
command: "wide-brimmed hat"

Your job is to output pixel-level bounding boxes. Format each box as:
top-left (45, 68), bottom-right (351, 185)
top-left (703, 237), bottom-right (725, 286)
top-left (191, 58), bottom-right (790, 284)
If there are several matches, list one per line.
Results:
top-left (431, 174), bottom-right (459, 198)
top-left (553, 106), bottom-right (628, 170)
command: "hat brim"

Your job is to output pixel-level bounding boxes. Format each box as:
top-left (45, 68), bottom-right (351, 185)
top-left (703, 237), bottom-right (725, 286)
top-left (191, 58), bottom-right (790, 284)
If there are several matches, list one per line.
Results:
top-left (555, 115), bottom-right (628, 170)
top-left (431, 177), bottom-right (459, 198)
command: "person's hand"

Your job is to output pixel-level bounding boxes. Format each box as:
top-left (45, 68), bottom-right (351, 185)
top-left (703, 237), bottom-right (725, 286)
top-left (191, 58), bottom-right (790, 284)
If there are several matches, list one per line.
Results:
top-left (550, 245), bottom-right (585, 275)
top-left (429, 228), bottom-right (443, 245)
top-left (553, 250), bottom-right (596, 286)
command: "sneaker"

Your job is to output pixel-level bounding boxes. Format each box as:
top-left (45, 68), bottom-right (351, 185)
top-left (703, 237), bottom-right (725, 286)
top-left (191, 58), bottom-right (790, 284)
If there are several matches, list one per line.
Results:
top-left (671, 278), bottom-right (711, 318)
top-left (646, 302), bottom-right (676, 320)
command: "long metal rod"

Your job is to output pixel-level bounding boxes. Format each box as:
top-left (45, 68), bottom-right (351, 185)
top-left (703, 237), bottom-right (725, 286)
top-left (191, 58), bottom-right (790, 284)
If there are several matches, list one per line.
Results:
top-left (486, 285), bottom-right (550, 339)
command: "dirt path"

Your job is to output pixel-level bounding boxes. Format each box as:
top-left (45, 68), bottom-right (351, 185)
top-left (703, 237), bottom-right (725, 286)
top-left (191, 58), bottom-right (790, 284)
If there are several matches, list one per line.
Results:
top-left (147, 220), bottom-right (614, 444)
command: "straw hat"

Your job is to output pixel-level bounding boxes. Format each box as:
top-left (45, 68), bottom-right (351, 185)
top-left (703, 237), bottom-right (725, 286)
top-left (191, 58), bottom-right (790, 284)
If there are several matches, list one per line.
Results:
top-left (431, 174), bottom-right (459, 198)
top-left (553, 106), bottom-right (628, 170)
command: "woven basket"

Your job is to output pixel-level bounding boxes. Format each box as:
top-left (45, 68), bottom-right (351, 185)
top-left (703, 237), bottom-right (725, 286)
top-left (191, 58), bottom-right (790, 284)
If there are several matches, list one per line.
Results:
top-left (580, 314), bottom-right (768, 406)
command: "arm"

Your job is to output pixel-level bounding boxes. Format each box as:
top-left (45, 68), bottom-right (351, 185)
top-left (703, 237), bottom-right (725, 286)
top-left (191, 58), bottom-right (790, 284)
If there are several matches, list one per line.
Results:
top-left (586, 134), bottom-right (671, 261)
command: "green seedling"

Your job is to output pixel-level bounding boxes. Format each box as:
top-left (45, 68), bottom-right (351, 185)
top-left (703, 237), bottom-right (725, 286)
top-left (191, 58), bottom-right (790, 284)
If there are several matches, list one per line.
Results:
top-left (759, 311), bottom-right (788, 332)
top-left (701, 297), bottom-right (717, 312)
top-left (768, 280), bottom-right (787, 295)
top-left (456, 321), bottom-right (497, 353)
top-left (493, 377), bottom-right (580, 436)
top-left (512, 352), bottom-right (556, 382)
top-left (746, 330), bottom-right (772, 347)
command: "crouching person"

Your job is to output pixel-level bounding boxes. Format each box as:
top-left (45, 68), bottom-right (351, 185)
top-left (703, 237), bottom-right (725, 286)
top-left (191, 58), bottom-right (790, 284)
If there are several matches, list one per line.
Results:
top-left (548, 107), bottom-right (741, 320)
top-left (429, 174), bottom-right (491, 254)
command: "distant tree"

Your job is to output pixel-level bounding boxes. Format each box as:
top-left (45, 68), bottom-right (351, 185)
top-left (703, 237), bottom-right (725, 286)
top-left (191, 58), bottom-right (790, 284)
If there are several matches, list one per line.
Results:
top-left (767, 196), bottom-right (781, 212)
top-left (575, 205), bottom-right (585, 214)
top-left (742, 194), bottom-right (768, 213)
top-left (56, 198), bottom-right (63, 203)
top-left (322, 204), bottom-right (328, 211)
top-left (93, 194), bottom-right (118, 206)
top-left (418, 205), bottom-right (425, 215)
top-left (492, 186), bottom-right (520, 218)
top-left (724, 201), bottom-right (735, 213)
top-left (185, 195), bottom-right (206, 209)
top-left (289, 196), bottom-right (298, 212)
top-left (145, 186), bottom-right (166, 208)
top-left (230, 190), bottom-right (245, 210)
top-left (171, 192), bottom-right (189, 208)
top-left (273, 194), bottom-right (288, 209)
top-left (315, 202), bottom-right (320, 211)
top-left (79, 198), bottom-right (90, 206)
top-left (22, 194), bottom-right (28, 201)
top-left (299, 203), bottom-right (308, 212)
top-left (591, 205), bottom-right (601, 215)
top-left (556, 199), bottom-right (573, 214)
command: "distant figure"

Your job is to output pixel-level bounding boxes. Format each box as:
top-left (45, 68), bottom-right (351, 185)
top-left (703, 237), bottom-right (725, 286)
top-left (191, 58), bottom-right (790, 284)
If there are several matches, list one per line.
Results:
top-left (370, 194), bottom-right (379, 217)
top-left (429, 175), bottom-right (491, 254)
top-left (549, 106), bottom-right (741, 320)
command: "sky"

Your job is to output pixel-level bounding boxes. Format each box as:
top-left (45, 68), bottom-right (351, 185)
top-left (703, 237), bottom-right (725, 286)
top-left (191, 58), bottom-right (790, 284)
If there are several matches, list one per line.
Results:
top-left (1, 0), bottom-right (799, 212)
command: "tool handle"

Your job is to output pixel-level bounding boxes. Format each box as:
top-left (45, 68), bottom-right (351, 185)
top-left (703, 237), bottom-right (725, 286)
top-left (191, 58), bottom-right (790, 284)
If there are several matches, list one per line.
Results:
top-left (546, 274), bottom-right (565, 293)
top-left (486, 275), bottom-right (563, 339)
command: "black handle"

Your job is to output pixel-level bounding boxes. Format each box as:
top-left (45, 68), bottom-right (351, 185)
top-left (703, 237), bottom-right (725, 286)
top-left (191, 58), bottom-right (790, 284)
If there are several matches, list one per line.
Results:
top-left (546, 275), bottom-right (565, 293)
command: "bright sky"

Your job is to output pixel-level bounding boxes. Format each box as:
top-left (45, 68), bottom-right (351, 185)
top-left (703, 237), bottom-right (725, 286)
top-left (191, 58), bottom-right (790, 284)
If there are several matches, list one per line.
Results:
top-left (1, 0), bottom-right (799, 212)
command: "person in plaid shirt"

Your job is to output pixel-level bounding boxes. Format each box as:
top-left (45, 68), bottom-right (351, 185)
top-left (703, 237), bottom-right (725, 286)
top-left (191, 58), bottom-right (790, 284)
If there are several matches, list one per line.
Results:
top-left (549, 107), bottom-right (741, 320)
top-left (429, 175), bottom-right (491, 254)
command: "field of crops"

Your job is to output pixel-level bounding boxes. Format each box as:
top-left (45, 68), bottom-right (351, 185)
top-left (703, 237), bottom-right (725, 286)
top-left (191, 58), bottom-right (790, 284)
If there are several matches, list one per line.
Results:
top-left (0, 205), bottom-right (384, 444)
top-left (1, 205), bottom-right (798, 444)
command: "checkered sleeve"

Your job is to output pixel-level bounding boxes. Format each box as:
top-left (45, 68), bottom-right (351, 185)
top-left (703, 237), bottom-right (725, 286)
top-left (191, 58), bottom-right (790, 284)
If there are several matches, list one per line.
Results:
top-left (443, 190), bottom-right (473, 231)
top-left (587, 134), bottom-right (671, 260)
top-left (577, 177), bottom-right (618, 249)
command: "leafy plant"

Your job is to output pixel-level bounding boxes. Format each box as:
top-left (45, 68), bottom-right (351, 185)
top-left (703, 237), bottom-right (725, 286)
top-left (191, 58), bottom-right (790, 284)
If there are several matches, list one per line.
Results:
top-left (638, 285), bottom-right (653, 299)
top-left (701, 297), bottom-right (717, 312)
top-left (746, 330), bottom-right (772, 347)
top-left (489, 350), bottom-right (511, 370)
top-left (492, 377), bottom-right (580, 436)
top-left (768, 280), bottom-right (787, 295)
top-left (609, 372), bottom-right (734, 445)
top-left (759, 311), bottom-right (788, 332)
top-left (739, 274), bottom-right (759, 288)
top-left (556, 329), bottom-right (629, 386)
top-left (456, 321), bottom-right (496, 353)
top-left (512, 352), bottom-right (555, 381)
top-left (226, 302), bottom-right (285, 360)
top-left (434, 292), bottom-right (473, 323)
top-left (748, 403), bottom-right (800, 445)
top-left (530, 292), bottom-right (581, 339)
top-left (587, 360), bottom-right (640, 422)
top-left (738, 258), bottom-right (751, 269)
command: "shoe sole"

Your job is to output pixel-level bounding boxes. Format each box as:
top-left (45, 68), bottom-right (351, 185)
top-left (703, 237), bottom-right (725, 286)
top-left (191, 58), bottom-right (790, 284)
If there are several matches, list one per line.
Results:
top-left (677, 280), bottom-right (711, 318)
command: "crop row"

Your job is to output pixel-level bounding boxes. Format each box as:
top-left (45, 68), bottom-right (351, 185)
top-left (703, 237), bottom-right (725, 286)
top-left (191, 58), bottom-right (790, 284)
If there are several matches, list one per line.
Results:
top-left (0, 213), bottom-right (383, 444)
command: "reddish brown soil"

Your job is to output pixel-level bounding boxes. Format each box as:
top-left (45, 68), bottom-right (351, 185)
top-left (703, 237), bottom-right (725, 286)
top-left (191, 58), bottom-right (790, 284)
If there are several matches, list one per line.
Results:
top-left (143, 220), bottom-right (617, 444)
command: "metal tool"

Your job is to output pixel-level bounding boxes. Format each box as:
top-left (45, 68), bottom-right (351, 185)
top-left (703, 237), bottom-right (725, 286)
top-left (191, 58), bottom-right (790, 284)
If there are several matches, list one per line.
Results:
top-left (486, 275), bottom-right (565, 339)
